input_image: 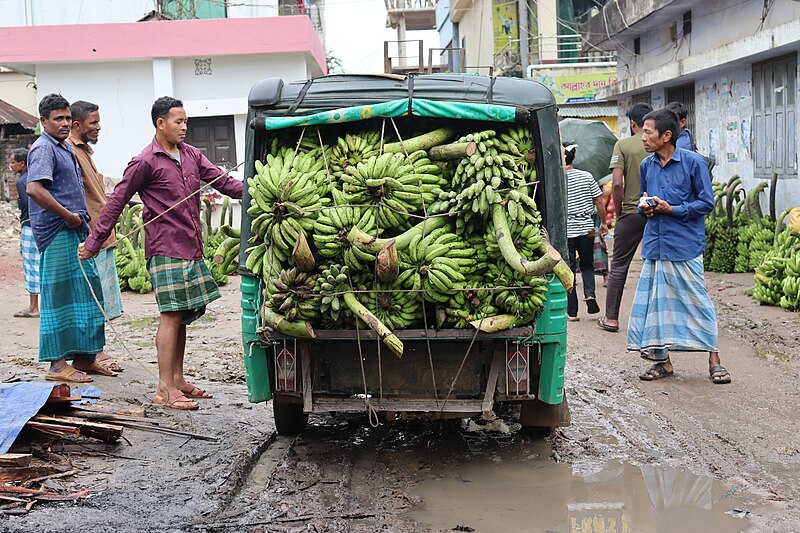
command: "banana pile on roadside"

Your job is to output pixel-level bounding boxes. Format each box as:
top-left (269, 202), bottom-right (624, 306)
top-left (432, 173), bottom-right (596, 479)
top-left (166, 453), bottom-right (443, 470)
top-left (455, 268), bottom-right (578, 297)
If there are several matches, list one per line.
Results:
top-left (753, 208), bottom-right (800, 310)
top-left (246, 124), bottom-right (574, 354)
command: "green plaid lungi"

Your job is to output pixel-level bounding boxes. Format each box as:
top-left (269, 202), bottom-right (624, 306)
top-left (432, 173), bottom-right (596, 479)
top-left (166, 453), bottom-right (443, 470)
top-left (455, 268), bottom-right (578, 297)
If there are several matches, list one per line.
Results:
top-left (38, 228), bottom-right (105, 362)
top-left (147, 256), bottom-right (220, 325)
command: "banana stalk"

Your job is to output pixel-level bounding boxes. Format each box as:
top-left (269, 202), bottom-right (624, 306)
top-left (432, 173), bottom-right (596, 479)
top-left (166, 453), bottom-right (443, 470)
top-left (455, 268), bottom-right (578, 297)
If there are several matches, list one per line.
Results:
top-left (491, 204), bottom-right (561, 280)
top-left (469, 314), bottom-right (516, 333)
top-left (348, 216), bottom-right (449, 253)
top-left (376, 240), bottom-right (399, 282)
top-left (292, 231), bottom-right (315, 272)
top-left (342, 292), bottom-right (404, 357)
top-left (261, 307), bottom-right (316, 338)
top-left (383, 127), bottom-right (454, 154)
top-left (428, 141), bottom-right (477, 160)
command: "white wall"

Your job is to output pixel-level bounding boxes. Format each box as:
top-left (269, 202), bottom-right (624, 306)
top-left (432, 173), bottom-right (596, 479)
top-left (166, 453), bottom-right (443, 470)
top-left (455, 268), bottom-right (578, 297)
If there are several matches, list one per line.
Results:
top-left (35, 60), bottom-right (155, 180)
top-left (451, 0), bottom-right (494, 73)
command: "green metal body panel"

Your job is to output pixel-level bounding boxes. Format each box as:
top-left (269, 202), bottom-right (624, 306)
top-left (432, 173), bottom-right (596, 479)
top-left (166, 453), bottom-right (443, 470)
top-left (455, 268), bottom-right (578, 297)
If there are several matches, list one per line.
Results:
top-left (241, 275), bottom-right (270, 403)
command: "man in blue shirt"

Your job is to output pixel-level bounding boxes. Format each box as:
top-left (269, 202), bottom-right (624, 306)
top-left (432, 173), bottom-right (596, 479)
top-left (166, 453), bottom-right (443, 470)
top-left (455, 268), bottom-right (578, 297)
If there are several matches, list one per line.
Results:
top-left (10, 148), bottom-right (40, 318)
top-left (627, 108), bottom-right (731, 385)
top-left (26, 94), bottom-right (108, 383)
top-left (665, 101), bottom-right (694, 151)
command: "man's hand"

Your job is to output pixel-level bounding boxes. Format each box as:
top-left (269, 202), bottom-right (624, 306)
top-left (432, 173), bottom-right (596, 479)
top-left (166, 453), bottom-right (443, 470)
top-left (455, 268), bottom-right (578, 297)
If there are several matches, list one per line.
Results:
top-left (64, 212), bottom-right (82, 229)
top-left (599, 223), bottom-right (609, 237)
top-left (652, 196), bottom-right (673, 215)
top-left (78, 243), bottom-right (96, 261)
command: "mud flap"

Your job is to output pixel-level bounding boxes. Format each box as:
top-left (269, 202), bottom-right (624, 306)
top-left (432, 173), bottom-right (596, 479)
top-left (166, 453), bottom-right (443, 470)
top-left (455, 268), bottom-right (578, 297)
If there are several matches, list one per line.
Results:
top-left (519, 397), bottom-right (570, 429)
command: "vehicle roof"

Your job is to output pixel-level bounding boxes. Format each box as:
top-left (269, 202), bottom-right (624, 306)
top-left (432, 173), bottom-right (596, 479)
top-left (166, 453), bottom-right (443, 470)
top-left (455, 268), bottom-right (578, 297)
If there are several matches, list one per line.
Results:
top-left (248, 74), bottom-right (556, 115)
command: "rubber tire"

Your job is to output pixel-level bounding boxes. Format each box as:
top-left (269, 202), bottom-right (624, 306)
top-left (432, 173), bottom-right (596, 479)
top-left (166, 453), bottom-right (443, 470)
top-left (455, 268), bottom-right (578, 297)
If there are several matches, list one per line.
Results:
top-left (273, 398), bottom-right (308, 436)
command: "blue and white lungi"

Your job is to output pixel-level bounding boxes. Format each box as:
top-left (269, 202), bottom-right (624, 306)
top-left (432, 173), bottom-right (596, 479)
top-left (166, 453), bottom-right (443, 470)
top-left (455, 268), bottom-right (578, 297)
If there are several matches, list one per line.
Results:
top-left (19, 225), bottom-right (40, 295)
top-left (627, 256), bottom-right (718, 360)
top-left (95, 247), bottom-right (123, 320)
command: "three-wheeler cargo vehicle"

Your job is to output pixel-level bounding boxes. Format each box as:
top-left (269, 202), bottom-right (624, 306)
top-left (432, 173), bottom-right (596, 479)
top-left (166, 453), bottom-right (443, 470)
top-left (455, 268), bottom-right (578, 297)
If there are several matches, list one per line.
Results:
top-left (239, 74), bottom-right (570, 436)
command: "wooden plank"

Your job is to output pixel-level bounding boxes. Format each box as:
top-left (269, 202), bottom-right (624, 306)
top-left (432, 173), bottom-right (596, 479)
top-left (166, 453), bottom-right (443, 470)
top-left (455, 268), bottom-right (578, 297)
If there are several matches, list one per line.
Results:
top-left (0, 454), bottom-right (32, 468)
top-left (300, 342), bottom-right (312, 414)
top-left (25, 422), bottom-right (80, 436)
top-left (0, 465), bottom-right (70, 483)
top-left (481, 349), bottom-right (504, 416)
top-left (71, 404), bottom-right (146, 418)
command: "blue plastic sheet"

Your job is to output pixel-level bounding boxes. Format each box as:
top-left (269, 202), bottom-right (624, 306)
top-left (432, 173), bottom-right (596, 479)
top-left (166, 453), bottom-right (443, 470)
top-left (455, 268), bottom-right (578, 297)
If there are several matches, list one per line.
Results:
top-left (0, 382), bottom-right (56, 454)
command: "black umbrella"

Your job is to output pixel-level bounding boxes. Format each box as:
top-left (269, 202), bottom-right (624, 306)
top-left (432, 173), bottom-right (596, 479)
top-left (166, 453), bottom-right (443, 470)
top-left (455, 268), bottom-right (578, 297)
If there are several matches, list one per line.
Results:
top-left (559, 118), bottom-right (618, 183)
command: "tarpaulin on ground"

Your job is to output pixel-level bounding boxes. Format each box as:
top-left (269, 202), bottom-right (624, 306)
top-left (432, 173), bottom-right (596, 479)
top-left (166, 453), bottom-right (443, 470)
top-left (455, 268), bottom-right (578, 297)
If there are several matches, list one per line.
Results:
top-left (262, 98), bottom-right (518, 131)
top-left (0, 382), bottom-right (55, 453)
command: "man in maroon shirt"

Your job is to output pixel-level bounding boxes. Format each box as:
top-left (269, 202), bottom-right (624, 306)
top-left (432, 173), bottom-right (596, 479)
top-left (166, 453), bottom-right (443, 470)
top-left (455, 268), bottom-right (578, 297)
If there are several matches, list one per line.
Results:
top-left (79, 97), bottom-right (242, 410)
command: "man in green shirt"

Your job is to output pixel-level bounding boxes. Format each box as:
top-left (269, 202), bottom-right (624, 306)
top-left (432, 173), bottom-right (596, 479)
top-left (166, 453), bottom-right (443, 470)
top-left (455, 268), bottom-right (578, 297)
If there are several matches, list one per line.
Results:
top-left (597, 103), bottom-right (652, 332)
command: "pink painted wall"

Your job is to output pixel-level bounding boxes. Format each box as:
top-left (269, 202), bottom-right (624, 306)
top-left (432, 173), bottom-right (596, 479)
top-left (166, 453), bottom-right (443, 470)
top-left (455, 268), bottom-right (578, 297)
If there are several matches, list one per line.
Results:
top-left (0, 16), bottom-right (326, 74)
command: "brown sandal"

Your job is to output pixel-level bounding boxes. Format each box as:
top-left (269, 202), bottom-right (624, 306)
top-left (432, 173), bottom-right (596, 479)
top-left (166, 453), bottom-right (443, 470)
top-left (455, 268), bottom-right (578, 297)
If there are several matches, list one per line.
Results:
top-left (72, 360), bottom-right (118, 377)
top-left (152, 390), bottom-right (199, 411)
top-left (46, 366), bottom-right (93, 383)
top-left (96, 353), bottom-right (123, 372)
top-left (180, 383), bottom-right (212, 399)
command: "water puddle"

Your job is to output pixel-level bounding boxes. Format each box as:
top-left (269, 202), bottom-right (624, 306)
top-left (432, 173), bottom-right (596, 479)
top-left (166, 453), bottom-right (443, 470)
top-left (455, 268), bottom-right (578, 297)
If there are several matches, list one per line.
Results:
top-left (410, 456), bottom-right (745, 532)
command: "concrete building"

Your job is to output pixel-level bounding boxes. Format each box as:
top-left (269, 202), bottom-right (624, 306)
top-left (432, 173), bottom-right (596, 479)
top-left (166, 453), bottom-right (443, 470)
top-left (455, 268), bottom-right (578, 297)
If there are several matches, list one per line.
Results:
top-left (582, 0), bottom-right (800, 212)
top-left (437, 0), bottom-right (618, 129)
top-left (0, 1), bottom-right (326, 181)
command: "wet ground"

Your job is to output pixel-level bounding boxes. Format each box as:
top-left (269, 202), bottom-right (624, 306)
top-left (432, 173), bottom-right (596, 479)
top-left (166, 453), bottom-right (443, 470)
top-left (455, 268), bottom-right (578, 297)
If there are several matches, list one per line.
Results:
top-left (0, 200), bottom-right (799, 532)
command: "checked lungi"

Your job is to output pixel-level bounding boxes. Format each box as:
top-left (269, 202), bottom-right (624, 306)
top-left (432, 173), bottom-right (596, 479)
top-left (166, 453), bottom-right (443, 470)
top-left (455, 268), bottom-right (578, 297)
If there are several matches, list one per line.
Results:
top-left (95, 247), bottom-right (123, 320)
top-left (38, 228), bottom-right (105, 362)
top-left (627, 256), bottom-right (718, 360)
top-left (19, 225), bottom-right (40, 295)
top-left (147, 256), bottom-right (220, 325)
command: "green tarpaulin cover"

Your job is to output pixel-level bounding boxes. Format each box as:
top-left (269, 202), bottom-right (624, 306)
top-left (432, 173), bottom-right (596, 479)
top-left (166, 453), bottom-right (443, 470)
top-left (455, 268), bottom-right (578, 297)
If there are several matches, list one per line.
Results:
top-left (263, 98), bottom-right (518, 131)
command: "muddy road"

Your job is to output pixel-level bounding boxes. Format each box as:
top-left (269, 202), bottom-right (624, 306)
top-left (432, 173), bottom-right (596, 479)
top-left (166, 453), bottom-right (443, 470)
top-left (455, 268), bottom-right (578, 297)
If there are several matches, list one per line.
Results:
top-left (1, 200), bottom-right (799, 532)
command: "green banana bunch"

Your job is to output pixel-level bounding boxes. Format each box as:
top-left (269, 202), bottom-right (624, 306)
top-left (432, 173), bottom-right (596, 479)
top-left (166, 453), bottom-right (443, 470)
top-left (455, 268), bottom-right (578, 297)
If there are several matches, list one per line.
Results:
top-left (495, 125), bottom-right (537, 183)
top-left (267, 132), bottom-right (327, 159)
top-left (266, 267), bottom-right (320, 321)
top-left (485, 217), bottom-right (545, 271)
top-left (312, 205), bottom-right (379, 272)
top-left (444, 287), bottom-right (498, 329)
top-left (488, 262), bottom-right (548, 318)
top-left (396, 226), bottom-right (475, 303)
top-left (247, 149), bottom-right (331, 263)
top-left (448, 129), bottom-right (524, 234)
top-left (341, 150), bottom-right (445, 231)
top-left (360, 279), bottom-right (422, 330)
top-left (329, 131), bottom-right (382, 177)
top-left (754, 251), bottom-right (786, 305)
top-left (113, 235), bottom-right (152, 293)
top-left (317, 264), bottom-right (354, 322)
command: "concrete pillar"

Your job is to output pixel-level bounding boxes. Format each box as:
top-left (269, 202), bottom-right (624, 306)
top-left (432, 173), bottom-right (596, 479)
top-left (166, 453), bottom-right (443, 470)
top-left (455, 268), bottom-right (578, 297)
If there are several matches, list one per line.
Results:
top-left (537, 0), bottom-right (558, 63)
top-left (398, 16), bottom-right (407, 68)
top-left (518, 0), bottom-right (529, 76)
top-left (152, 58), bottom-right (174, 98)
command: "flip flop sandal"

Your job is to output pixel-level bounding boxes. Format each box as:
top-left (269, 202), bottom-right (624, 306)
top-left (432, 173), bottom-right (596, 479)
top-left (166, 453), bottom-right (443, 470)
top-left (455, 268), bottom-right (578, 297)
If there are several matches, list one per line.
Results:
top-left (46, 366), bottom-right (93, 383)
top-left (585, 297), bottom-right (600, 314)
top-left (73, 361), bottom-right (118, 377)
top-left (709, 365), bottom-right (731, 384)
top-left (639, 364), bottom-right (674, 381)
top-left (13, 310), bottom-right (39, 318)
top-left (152, 391), bottom-right (199, 411)
top-left (596, 316), bottom-right (619, 332)
top-left (567, 316), bottom-right (580, 322)
top-left (180, 383), bottom-right (213, 399)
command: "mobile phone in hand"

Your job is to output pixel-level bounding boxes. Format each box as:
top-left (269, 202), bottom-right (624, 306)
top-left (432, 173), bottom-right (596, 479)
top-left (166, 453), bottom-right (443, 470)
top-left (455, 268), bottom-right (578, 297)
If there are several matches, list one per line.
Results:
top-left (645, 197), bottom-right (657, 207)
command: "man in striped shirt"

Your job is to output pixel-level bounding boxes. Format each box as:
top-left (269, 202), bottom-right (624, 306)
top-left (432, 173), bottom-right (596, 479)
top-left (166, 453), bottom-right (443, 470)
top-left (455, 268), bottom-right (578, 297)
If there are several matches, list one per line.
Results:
top-left (564, 142), bottom-right (607, 321)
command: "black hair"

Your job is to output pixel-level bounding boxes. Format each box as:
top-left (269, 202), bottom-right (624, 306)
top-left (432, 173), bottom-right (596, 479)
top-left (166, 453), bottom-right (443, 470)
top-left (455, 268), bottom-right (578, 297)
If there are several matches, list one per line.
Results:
top-left (562, 141), bottom-right (577, 165)
top-left (643, 109), bottom-right (680, 146)
top-left (38, 93), bottom-right (70, 119)
top-left (626, 102), bottom-right (653, 128)
top-left (151, 96), bottom-right (184, 126)
top-left (665, 101), bottom-right (688, 121)
top-left (70, 100), bottom-right (99, 123)
top-left (10, 148), bottom-right (28, 165)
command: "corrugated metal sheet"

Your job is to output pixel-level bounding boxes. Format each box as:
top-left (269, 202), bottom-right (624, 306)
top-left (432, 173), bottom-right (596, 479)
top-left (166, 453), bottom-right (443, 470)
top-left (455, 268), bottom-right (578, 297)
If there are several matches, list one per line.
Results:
top-left (0, 99), bottom-right (37, 130)
top-left (558, 103), bottom-right (618, 118)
